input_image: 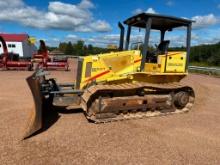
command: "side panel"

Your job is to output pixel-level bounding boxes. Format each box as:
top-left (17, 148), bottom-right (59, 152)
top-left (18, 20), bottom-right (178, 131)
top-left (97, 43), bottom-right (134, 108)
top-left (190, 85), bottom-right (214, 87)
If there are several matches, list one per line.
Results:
top-left (145, 51), bottom-right (187, 73)
top-left (79, 51), bottom-right (187, 89)
top-left (80, 50), bottom-right (141, 89)
top-left (158, 52), bottom-right (187, 73)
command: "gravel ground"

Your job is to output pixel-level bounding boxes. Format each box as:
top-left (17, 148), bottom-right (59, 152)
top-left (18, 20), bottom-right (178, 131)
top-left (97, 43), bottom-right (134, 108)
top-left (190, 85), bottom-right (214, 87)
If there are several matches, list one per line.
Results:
top-left (0, 60), bottom-right (220, 165)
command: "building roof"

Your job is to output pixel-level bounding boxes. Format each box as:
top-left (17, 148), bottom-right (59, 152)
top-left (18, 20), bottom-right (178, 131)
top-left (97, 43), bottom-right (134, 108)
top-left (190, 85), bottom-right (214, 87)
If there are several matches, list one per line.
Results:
top-left (0, 33), bottom-right (29, 42)
top-left (124, 13), bottom-right (194, 30)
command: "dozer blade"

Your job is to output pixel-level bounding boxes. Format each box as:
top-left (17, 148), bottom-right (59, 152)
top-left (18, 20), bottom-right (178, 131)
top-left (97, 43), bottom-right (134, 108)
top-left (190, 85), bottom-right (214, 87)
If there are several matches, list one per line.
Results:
top-left (23, 71), bottom-right (50, 139)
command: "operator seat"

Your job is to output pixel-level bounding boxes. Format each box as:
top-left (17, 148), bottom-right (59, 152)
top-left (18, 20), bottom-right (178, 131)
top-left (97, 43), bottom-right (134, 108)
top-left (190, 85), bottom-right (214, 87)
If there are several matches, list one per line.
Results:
top-left (146, 40), bottom-right (170, 63)
top-left (157, 40), bottom-right (170, 55)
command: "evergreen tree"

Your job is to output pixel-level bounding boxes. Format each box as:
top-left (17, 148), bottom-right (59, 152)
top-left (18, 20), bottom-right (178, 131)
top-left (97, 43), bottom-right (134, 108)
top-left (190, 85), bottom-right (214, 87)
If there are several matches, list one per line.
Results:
top-left (65, 42), bottom-right (74, 55)
top-left (59, 42), bottom-right (67, 53)
top-left (87, 44), bottom-right (94, 54)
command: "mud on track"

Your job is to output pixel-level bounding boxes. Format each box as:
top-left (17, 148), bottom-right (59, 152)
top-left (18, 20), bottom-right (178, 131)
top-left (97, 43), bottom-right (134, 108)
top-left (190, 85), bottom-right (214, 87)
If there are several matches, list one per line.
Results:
top-left (0, 60), bottom-right (220, 164)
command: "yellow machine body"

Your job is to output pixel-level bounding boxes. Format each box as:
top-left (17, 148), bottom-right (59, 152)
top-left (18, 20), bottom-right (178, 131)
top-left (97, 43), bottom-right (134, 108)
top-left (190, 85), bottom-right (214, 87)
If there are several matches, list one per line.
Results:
top-left (23, 13), bottom-right (195, 139)
top-left (79, 50), bottom-right (187, 89)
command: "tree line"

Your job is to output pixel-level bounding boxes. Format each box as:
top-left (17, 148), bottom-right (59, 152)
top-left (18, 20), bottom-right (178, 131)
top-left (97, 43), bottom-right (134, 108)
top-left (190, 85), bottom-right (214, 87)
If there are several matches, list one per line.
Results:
top-left (48, 40), bottom-right (220, 66)
top-left (190, 42), bottom-right (220, 66)
top-left (58, 40), bottom-right (113, 56)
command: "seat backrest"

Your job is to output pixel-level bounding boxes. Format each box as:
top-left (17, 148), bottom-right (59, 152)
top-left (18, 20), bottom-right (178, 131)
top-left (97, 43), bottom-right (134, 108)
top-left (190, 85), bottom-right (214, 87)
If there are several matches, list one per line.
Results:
top-left (157, 40), bottom-right (170, 54)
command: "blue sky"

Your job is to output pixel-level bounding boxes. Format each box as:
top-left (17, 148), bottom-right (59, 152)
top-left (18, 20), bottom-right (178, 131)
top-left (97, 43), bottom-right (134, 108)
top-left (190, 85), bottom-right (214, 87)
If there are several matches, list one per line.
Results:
top-left (0, 0), bottom-right (219, 47)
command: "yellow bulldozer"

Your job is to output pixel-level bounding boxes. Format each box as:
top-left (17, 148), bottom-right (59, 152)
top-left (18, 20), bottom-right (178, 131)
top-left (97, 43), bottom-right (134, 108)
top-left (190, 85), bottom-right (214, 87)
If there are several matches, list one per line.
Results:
top-left (24, 13), bottom-right (195, 138)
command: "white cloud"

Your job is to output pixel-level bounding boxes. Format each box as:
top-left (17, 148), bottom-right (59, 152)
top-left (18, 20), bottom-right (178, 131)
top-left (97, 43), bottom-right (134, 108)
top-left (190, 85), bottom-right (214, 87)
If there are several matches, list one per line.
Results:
top-left (166, 0), bottom-right (174, 7)
top-left (66, 34), bottom-right (79, 39)
top-left (90, 20), bottom-right (112, 32)
top-left (191, 33), bottom-right (200, 40)
top-left (0, 0), bottom-right (111, 32)
top-left (48, 1), bottom-right (92, 19)
top-left (54, 27), bottom-right (220, 48)
top-left (0, 0), bottom-right (24, 8)
top-left (146, 7), bottom-right (156, 14)
top-left (86, 34), bottom-right (120, 45)
top-left (64, 33), bottom-right (146, 47)
top-left (89, 34), bottom-right (146, 46)
top-left (132, 7), bottom-right (157, 15)
top-left (132, 8), bottom-right (143, 15)
top-left (79, 0), bottom-right (94, 9)
top-left (192, 14), bottom-right (219, 29)
top-left (193, 28), bottom-right (220, 45)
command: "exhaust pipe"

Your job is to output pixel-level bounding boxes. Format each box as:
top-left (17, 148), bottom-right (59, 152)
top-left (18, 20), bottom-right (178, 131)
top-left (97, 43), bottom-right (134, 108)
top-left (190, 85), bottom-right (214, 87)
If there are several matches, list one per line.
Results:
top-left (118, 22), bottom-right (125, 51)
